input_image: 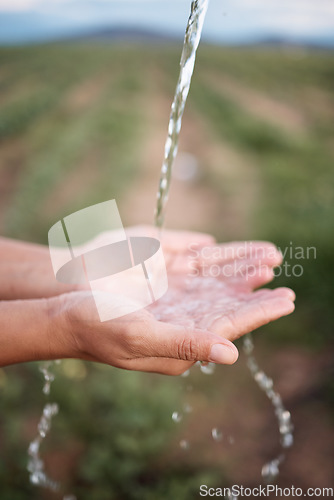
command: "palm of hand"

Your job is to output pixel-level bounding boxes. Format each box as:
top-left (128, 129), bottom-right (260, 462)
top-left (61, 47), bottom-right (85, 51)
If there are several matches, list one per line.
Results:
top-left (148, 231), bottom-right (295, 342)
top-left (66, 228), bottom-right (295, 375)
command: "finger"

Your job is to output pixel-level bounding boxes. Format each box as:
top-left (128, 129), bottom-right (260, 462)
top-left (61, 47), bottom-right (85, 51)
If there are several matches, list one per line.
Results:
top-left (195, 241), bottom-right (283, 268)
top-left (122, 321), bottom-right (239, 366)
top-left (168, 244), bottom-right (282, 276)
top-left (247, 287), bottom-right (296, 301)
top-left (124, 357), bottom-right (193, 376)
top-left (210, 288), bottom-right (295, 341)
top-left (77, 349), bottom-right (194, 376)
top-left (182, 259), bottom-right (279, 292)
top-left (213, 265), bottom-right (275, 292)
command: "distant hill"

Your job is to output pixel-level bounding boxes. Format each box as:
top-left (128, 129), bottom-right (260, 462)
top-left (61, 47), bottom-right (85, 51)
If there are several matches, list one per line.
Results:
top-left (63, 26), bottom-right (178, 44)
top-left (249, 34), bottom-right (334, 50)
top-left (65, 27), bottom-right (334, 49)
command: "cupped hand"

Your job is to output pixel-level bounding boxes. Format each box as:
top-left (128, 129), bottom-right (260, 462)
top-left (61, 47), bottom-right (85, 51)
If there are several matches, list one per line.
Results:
top-left (56, 227), bottom-right (295, 375)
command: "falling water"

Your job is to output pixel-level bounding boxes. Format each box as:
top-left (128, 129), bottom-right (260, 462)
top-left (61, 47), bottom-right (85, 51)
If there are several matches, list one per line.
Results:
top-left (27, 361), bottom-right (76, 500)
top-left (153, 0), bottom-right (293, 495)
top-left (154, 0), bottom-right (209, 228)
top-left (28, 361), bottom-right (60, 492)
top-left (243, 335), bottom-right (294, 482)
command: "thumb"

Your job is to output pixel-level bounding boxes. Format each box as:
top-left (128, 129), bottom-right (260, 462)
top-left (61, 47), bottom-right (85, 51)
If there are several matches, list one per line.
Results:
top-left (138, 321), bottom-right (239, 365)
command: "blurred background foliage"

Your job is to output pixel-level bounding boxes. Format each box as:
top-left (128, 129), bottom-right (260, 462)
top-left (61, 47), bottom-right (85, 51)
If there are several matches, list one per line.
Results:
top-left (0, 42), bottom-right (333, 499)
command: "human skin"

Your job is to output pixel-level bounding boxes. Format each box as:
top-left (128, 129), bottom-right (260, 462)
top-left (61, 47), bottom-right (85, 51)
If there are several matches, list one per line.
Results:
top-left (0, 227), bottom-right (295, 374)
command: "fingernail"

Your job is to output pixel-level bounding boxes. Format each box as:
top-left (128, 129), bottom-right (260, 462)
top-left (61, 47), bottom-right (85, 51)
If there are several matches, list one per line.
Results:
top-left (209, 344), bottom-right (237, 364)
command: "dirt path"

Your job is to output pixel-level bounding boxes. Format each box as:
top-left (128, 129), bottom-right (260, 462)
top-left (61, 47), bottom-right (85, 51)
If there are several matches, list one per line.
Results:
top-left (206, 72), bottom-right (307, 135)
top-left (119, 93), bottom-right (224, 233)
top-left (120, 85), bottom-right (260, 240)
top-left (62, 72), bottom-right (111, 113)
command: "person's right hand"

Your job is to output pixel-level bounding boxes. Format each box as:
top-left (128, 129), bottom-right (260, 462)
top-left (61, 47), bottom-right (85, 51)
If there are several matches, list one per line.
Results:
top-left (50, 232), bottom-right (295, 376)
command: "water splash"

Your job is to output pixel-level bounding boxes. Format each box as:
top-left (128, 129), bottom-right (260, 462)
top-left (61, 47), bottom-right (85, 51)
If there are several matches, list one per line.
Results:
top-left (27, 362), bottom-right (60, 492)
top-left (244, 334), bottom-right (294, 482)
top-left (199, 361), bottom-right (216, 375)
top-left (151, 1), bottom-right (294, 490)
top-left (261, 456), bottom-right (284, 484)
top-left (39, 360), bottom-right (56, 396)
top-left (172, 411), bottom-right (183, 423)
top-left (183, 402), bottom-right (193, 414)
top-left (154, 0), bottom-right (209, 228)
top-left (27, 361), bottom-right (76, 500)
top-left (180, 439), bottom-right (190, 450)
top-left (212, 427), bottom-right (223, 442)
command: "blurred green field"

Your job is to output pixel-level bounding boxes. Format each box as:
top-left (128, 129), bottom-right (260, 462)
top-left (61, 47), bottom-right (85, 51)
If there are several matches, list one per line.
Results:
top-left (0, 43), bottom-right (333, 499)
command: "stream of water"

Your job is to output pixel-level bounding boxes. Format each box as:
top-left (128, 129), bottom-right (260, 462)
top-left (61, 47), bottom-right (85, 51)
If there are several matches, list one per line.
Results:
top-left (153, 0), bottom-right (294, 495)
top-left (154, 0), bottom-right (209, 229)
top-left (28, 361), bottom-right (76, 499)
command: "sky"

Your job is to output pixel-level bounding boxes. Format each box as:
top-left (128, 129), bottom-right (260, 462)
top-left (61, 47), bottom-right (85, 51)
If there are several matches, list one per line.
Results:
top-left (0, 0), bottom-right (334, 45)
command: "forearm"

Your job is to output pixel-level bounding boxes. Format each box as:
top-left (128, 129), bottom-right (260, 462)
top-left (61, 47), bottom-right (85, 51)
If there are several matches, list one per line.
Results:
top-left (0, 237), bottom-right (78, 299)
top-left (0, 236), bottom-right (50, 262)
top-left (0, 297), bottom-right (72, 366)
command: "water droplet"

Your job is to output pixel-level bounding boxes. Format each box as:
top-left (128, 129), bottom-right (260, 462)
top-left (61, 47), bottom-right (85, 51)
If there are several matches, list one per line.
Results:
top-left (281, 433), bottom-right (294, 448)
top-left (243, 336), bottom-right (254, 355)
top-left (262, 460), bottom-right (279, 483)
top-left (228, 435), bottom-right (235, 445)
top-left (200, 362), bottom-right (215, 375)
top-left (281, 410), bottom-right (291, 422)
top-left (181, 369), bottom-right (190, 378)
top-left (278, 410), bottom-right (293, 433)
top-left (33, 458), bottom-right (43, 472)
top-left (264, 377), bottom-right (273, 390)
top-left (179, 439), bottom-right (189, 450)
top-left (211, 428), bottom-right (223, 442)
top-left (247, 357), bottom-right (258, 374)
top-left (279, 422), bottom-right (293, 434)
top-left (43, 407), bottom-right (52, 418)
top-left (160, 178), bottom-right (167, 190)
top-left (30, 472), bottom-right (41, 485)
top-left (183, 403), bottom-right (192, 413)
top-left (28, 440), bottom-right (40, 456)
top-left (254, 371), bottom-right (265, 384)
top-left (266, 389), bottom-right (275, 400)
top-left (38, 417), bottom-right (51, 437)
top-left (50, 403), bottom-right (59, 415)
top-left (42, 382), bottom-right (51, 395)
top-left (271, 393), bottom-right (282, 407)
top-left (172, 411), bottom-right (182, 423)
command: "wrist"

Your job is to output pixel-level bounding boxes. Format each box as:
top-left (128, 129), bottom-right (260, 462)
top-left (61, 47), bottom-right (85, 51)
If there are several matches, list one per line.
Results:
top-left (46, 294), bottom-right (81, 361)
top-left (0, 297), bottom-right (74, 367)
